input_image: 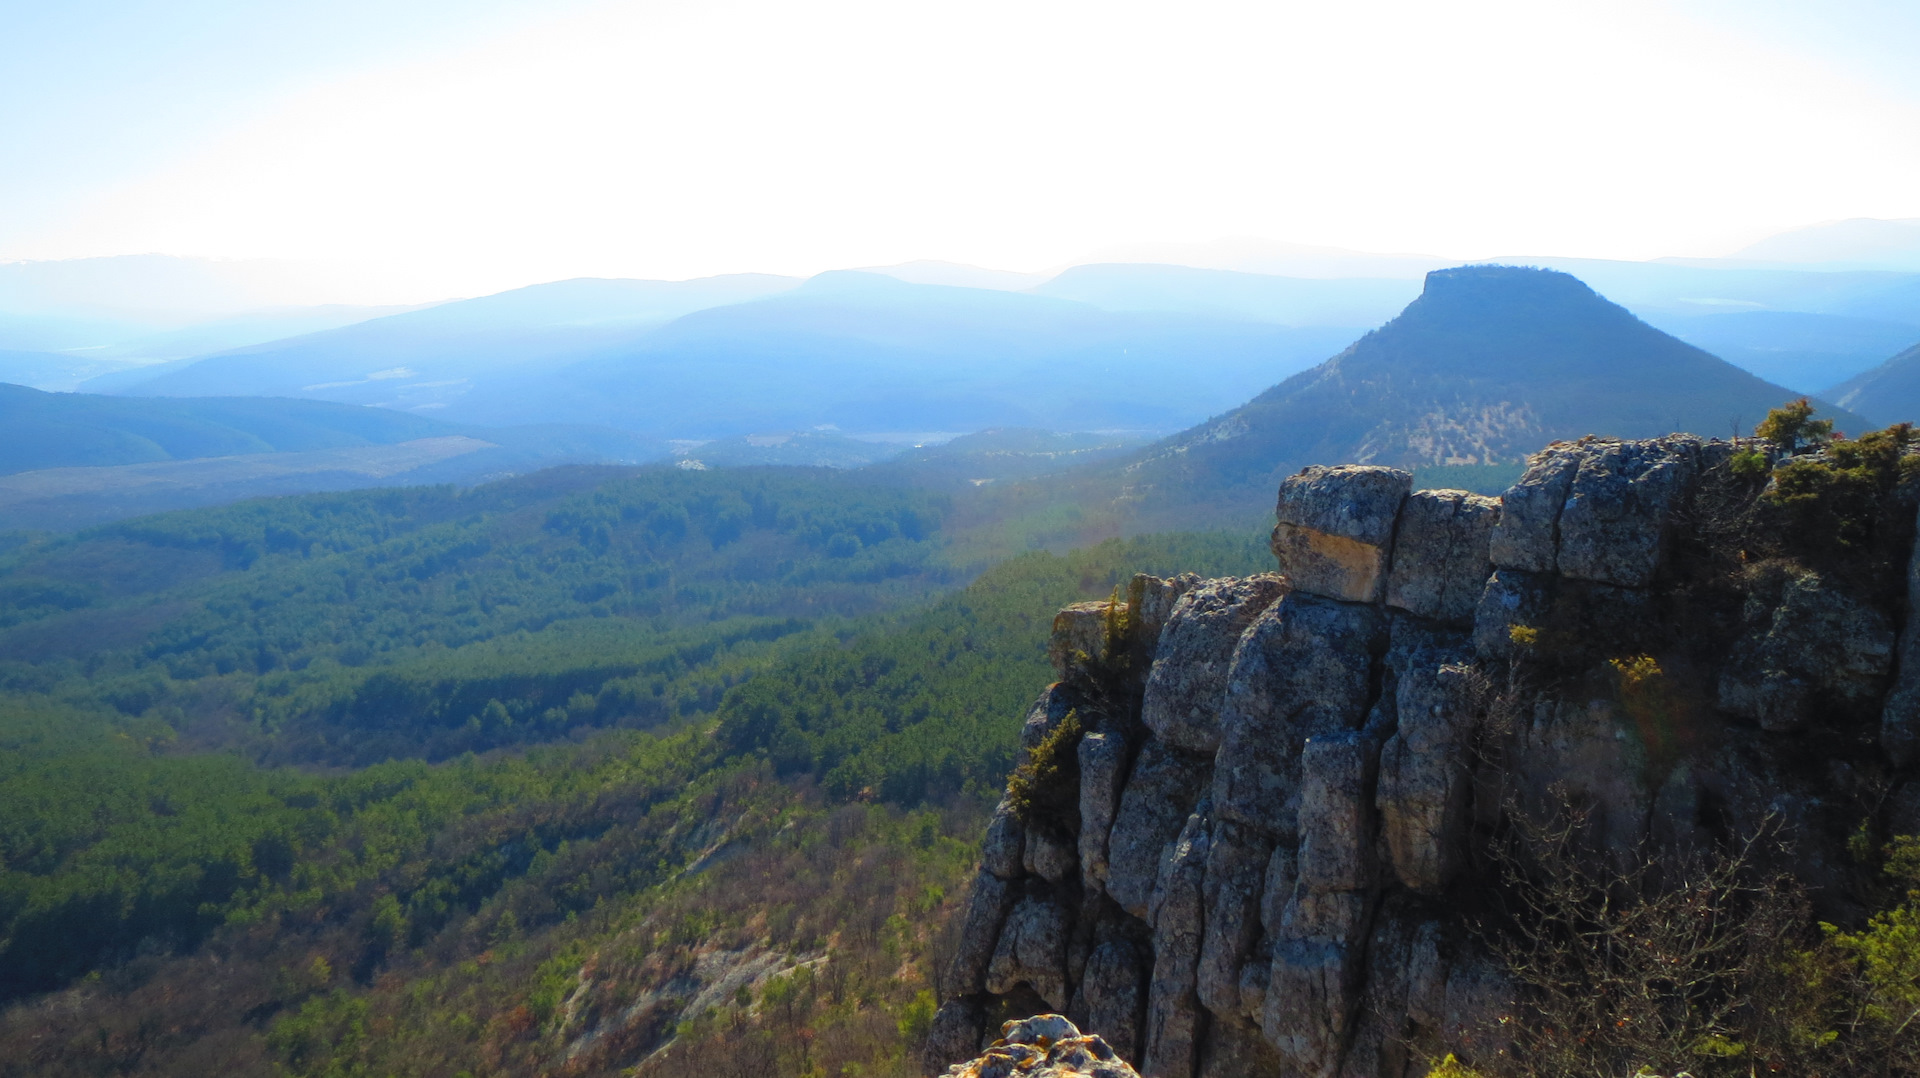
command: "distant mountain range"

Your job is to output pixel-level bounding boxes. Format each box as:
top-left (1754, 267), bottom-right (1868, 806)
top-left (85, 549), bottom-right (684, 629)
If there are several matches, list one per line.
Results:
top-left (104, 271), bottom-right (1366, 438)
top-left (6, 254), bottom-right (1917, 534)
top-left (46, 254), bottom-right (1919, 425)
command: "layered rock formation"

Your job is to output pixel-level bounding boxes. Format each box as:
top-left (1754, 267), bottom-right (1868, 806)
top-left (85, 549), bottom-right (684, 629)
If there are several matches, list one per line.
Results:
top-left (929, 435), bottom-right (1920, 1078)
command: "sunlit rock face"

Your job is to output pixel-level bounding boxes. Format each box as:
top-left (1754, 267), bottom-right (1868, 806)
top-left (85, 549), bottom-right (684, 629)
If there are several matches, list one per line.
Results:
top-left (928, 435), bottom-right (1920, 1078)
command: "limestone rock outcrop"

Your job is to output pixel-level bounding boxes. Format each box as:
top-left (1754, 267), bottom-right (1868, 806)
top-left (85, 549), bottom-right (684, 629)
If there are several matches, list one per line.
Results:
top-left (935, 1015), bottom-right (1140, 1078)
top-left (930, 435), bottom-right (1920, 1078)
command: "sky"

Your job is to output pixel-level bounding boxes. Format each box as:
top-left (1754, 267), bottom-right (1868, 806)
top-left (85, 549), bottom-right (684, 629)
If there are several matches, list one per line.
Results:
top-left (3, 0), bottom-right (1919, 302)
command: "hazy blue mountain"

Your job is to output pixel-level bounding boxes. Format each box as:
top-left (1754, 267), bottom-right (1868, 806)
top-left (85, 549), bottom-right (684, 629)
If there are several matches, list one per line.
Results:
top-left (1826, 340), bottom-right (1920, 426)
top-left (1519, 257), bottom-right (1920, 325)
top-left (107, 274), bottom-right (804, 408)
top-left (1100, 265), bottom-right (1864, 527)
top-left (1031, 263), bottom-right (1421, 326)
top-left (454, 271), bottom-right (1364, 437)
top-left (0, 350), bottom-right (143, 393)
top-left (1729, 217), bottom-right (1920, 272)
top-left (1636, 310), bottom-right (1920, 393)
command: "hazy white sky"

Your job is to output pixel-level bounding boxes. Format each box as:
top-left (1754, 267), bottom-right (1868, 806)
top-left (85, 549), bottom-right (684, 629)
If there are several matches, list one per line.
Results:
top-left (3, 0), bottom-right (1918, 299)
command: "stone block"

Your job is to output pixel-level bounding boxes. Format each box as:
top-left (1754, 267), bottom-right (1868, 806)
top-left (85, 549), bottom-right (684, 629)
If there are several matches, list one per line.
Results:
top-left (1023, 684), bottom-right (1081, 751)
top-left (1386, 489), bottom-right (1500, 623)
top-left (1077, 729), bottom-right (1128, 894)
top-left (947, 872), bottom-right (1016, 995)
top-left (1488, 444), bottom-right (1579, 573)
top-left (1142, 575), bottom-right (1288, 753)
top-left (1196, 821), bottom-right (1271, 1018)
top-left (1025, 827), bottom-right (1078, 885)
top-left (925, 997), bottom-right (987, 1076)
top-left (1376, 663), bottom-right (1476, 892)
top-left (1105, 738), bottom-right (1212, 920)
top-left (1128, 572), bottom-right (1201, 669)
top-left (1296, 733), bottom-right (1378, 894)
top-left (1051, 601), bottom-right (1126, 679)
top-left (1212, 594), bottom-right (1386, 836)
top-left (1271, 465), bottom-right (1412, 603)
top-left (1555, 436), bottom-right (1699, 588)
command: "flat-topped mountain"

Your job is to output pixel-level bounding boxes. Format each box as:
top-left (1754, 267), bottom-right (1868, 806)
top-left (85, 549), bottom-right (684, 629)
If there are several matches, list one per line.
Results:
top-left (1111, 264), bottom-right (1862, 526)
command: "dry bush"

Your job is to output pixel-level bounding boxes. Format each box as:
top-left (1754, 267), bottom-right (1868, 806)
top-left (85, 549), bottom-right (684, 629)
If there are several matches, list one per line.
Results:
top-left (1477, 800), bottom-right (1809, 1078)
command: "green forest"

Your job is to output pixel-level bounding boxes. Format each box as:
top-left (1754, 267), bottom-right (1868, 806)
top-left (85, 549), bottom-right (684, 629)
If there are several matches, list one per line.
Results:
top-left (0, 461), bottom-right (1267, 1076)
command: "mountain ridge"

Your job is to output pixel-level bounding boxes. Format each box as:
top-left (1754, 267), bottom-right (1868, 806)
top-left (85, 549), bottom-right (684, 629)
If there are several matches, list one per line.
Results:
top-left (1016, 265), bottom-right (1867, 532)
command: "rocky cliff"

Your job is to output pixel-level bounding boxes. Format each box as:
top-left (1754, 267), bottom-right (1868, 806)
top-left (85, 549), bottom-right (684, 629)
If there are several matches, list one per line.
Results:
top-left (928, 434), bottom-right (1920, 1078)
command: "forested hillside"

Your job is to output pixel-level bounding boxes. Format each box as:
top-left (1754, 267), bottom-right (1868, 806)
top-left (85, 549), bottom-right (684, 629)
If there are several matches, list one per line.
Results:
top-left (0, 460), bottom-right (1266, 1076)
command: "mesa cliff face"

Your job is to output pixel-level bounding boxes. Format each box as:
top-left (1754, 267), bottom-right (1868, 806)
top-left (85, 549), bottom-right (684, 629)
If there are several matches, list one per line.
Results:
top-left (928, 435), bottom-right (1920, 1078)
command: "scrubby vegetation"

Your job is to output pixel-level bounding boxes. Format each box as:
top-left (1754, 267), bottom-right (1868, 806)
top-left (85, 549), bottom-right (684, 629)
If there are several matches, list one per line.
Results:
top-left (1441, 820), bottom-right (1920, 1078)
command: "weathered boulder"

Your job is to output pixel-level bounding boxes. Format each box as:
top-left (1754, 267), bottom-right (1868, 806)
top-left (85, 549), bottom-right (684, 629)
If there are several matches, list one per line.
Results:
top-left (1555, 436), bottom-right (1699, 588)
top-left (1272, 465), bottom-right (1412, 603)
top-left (1719, 564), bottom-right (1894, 733)
top-left (1487, 443), bottom-right (1580, 573)
top-left (1213, 594), bottom-right (1386, 836)
top-left (1105, 738), bottom-right (1212, 919)
top-left (1338, 901), bottom-right (1435, 1078)
top-left (934, 1015), bottom-right (1140, 1078)
top-left (1142, 575), bottom-right (1288, 753)
top-left (1264, 896), bottom-right (1372, 1077)
top-left (988, 894), bottom-right (1072, 1010)
top-left (1386, 489), bottom-right (1500, 624)
top-left (1502, 694), bottom-right (1654, 868)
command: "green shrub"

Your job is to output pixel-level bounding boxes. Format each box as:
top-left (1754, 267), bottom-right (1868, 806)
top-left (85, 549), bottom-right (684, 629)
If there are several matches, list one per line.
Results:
top-left (1004, 710), bottom-right (1082, 827)
top-left (1762, 422), bottom-right (1919, 561)
top-left (1755, 397), bottom-right (1835, 455)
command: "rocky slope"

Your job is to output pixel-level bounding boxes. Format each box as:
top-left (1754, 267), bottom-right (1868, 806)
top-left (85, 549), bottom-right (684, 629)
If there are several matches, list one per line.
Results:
top-left (928, 434), bottom-right (1920, 1078)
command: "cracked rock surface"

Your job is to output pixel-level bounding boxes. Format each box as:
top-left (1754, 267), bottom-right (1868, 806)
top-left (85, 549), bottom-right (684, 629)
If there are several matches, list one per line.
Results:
top-left (928, 436), bottom-right (1920, 1078)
